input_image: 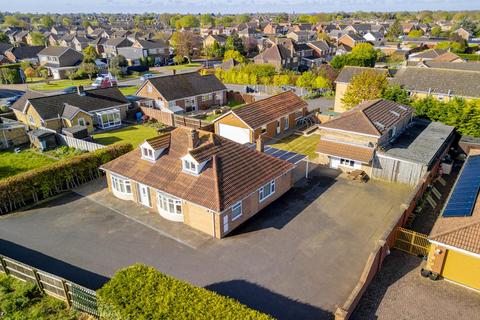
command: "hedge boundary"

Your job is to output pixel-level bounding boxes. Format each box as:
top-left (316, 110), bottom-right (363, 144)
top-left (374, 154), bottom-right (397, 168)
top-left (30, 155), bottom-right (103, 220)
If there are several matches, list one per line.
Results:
top-left (0, 143), bottom-right (133, 214)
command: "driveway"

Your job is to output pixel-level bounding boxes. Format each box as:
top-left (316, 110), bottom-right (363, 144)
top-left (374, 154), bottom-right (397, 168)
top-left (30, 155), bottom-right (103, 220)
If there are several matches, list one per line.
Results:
top-left (352, 251), bottom-right (480, 320)
top-left (0, 167), bottom-right (412, 319)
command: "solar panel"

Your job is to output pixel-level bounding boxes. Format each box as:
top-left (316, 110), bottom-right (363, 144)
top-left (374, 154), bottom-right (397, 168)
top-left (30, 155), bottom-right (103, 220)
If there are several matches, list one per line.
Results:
top-left (442, 155), bottom-right (480, 217)
top-left (242, 143), bottom-right (307, 164)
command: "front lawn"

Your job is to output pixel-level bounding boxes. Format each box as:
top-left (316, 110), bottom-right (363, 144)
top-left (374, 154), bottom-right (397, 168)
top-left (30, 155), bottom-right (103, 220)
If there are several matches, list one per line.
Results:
top-left (165, 63), bottom-right (202, 71)
top-left (0, 273), bottom-right (77, 319)
top-left (0, 149), bottom-right (57, 180)
top-left (30, 79), bottom-right (93, 91)
top-left (93, 124), bottom-right (158, 147)
top-left (118, 85), bottom-right (139, 96)
top-left (270, 134), bottom-right (320, 160)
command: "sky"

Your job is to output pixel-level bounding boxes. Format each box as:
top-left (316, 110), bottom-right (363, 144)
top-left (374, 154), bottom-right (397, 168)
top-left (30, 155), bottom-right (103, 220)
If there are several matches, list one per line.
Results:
top-left (2, 0), bottom-right (480, 14)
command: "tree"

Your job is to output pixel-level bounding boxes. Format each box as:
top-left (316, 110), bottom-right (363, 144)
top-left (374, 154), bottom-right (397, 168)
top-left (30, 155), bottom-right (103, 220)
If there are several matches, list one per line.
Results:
top-left (29, 32), bottom-right (45, 46)
top-left (223, 49), bottom-right (245, 63)
top-left (386, 20), bottom-right (403, 41)
top-left (24, 67), bottom-right (36, 82)
top-left (82, 20), bottom-right (91, 29)
top-left (0, 32), bottom-right (10, 43)
top-left (330, 54), bottom-right (350, 69)
top-left (273, 13), bottom-right (288, 23)
top-left (408, 29), bottom-right (424, 38)
top-left (170, 31), bottom-right (196, 63)
top-left (40, 15), bottom-right (54, 28)
top-left (200, 14), bottom-right (214, 27)
top-left (83, 45), bottom-right (98, 63)
top-left (382, 85), bottom-right (411, 105)
top-left (317, 31), bottom-right (331, 42)
top-left (350, 43), bottom-right (378, 67)
top-left (272, 74), bottom-right (292, 87)
top-left (225, 33), bottom-right (244, 54)
top-left (173, 55), bottom-right (185, 65)
top-left (61, 17), bottom-right (71, 26)
top-left (436, 40), bottom-right (466, 53)
top-left (175, 15), bottom-right (199, 29)
top-left (342, 70), bottom-right (388, 109)
top-left (109, 55), bottom-right (127, 77)
top-left (312, 76), bottom-right (331, 90)
top-left (235, 14), bottom-right (250, 24)
top-left (430, 26), bottom-right (442, 37)
top-left (205, 41), bottom-right (224, 59)
top-left (79, 62), bottom-right (98, 80)
top-left (296, 71), bottom-right (316, 90)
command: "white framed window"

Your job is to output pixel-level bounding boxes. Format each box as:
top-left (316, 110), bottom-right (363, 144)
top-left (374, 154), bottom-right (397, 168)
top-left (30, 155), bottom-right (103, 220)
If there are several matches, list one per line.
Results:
top-left (340, 158), bottom-right (355, 167)
top-left (78, 117), bottom-right (86, 126)
top-left (284, 117), bottom-right (289, 130)
top-left (259, 180), bottom-right (275, 202)
top-left (111, 175), bottom-right (132, 194)
top-left (201, 94), bottom-right (211, 102)
top-left (183, 159), bottom-right (198, 174)
top-left (141, 147), bottom-right (154, 160)
top-left (28, 115), bottom-right (36, 125)
top-left (147, 84), bottom-right (152, 93)
top-left (157, 191), bottom-right (182, 215)
top-left (231, 201), bottom-right (243, 221)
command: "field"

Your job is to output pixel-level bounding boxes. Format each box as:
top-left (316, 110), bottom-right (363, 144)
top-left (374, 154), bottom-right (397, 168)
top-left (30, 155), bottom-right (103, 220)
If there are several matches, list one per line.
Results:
top-left (0, 149), bottom-right (57, 180)
top-left (92, 124), bottom-right (158, 147)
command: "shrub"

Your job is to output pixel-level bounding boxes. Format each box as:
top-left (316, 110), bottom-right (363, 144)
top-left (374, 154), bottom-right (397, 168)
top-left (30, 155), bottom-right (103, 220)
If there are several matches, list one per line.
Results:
top-left (97, 264), bottom-right (273, 320)
top-left (0, 143), bottom-right (133, 214)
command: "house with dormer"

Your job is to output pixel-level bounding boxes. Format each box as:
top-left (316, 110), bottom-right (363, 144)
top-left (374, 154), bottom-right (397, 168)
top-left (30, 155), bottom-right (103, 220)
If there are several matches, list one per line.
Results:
top-left (100, 127), bottom-right (295, 238)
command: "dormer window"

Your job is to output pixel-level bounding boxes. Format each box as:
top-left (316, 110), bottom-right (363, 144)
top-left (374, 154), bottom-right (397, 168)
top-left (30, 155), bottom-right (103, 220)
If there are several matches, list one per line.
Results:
top-left (183, 159), bottom-right (198, 174)
top-left (141, 146), bottom-right (155, 161)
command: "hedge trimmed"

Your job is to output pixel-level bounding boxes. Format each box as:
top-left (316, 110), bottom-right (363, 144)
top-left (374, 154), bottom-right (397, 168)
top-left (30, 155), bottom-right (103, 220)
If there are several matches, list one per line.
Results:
top-left (97, 264), bottom-right (273, 320)
top-left (0, 143), bottom-right (132, 214)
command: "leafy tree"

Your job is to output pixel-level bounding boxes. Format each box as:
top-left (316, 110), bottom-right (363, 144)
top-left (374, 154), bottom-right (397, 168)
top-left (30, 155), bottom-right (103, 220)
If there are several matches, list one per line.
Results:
top-left (435, 40), bottom-right (466, 53)
top-left (430, 26), bottom-right (443, 37)
top-left (408, 29), bottom-right (424, 38)
top-left (296, 71), bottom-right (316, 90)
top-left (382, 85), bottom-right (411, 105)
top-left (330, 54), bottom-right (350, 69)
top-left (317, 31), bottom-right (331, 42)
top-left (82, 20), bottom-right (91, 29)
top-left (61, 17), bottom-right (71, 26)
top-left (40, 15), bottom-right (54, 28)
top-left (349, 43), bottom-right (378, 67)
top-left (312, 76), bottom-right (331, 90)
top-left (272, 74), bottom-right (292, 87)
top-left (82, 45), bottom-right (98, 63)
top-left (225, 33), bottom-right (244, 55)
top-left (109, 55), bottom-right (127, 77)
top-left (173, 55), bottom-right (185, 65)
top-left (175, 15), bottom-right (199, 29)
top-left (170, 31), bottom-right (196, 63)
top-left (205, 41), bottom-right (224, 59)
top-left (386, 20), bottom-right (403, 41)
top-left (78, 62), bottom-right (98, 80)
top-left (235, 14), bottom-right (250, 24)
top-left (200, 14), bottom-right (214, 27)
top-left (273, 13), bottom-right (288, 23)
top-left (91, 19), bottom-right (100, 27)
top-left (0, 32), bottom-right (10, 43)
top-left (342, 70), bottom-right (388, 109)
top-left (215, 16), bottom-right (234, 27)
top-left (29, 31), bottom-right (45, 46)
top-left (223, 49), bottom-right (245, 63)
top-left (23, 66), bottom-right (36, 82)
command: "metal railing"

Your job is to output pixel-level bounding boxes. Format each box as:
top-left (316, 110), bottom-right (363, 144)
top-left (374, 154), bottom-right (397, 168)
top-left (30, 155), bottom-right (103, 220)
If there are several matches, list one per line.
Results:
top-left (393, 227), bottom-right (431, 257)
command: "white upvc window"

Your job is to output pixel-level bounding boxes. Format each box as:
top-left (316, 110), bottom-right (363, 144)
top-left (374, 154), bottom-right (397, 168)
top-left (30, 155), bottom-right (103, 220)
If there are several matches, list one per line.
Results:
top-left (340, 158), bottom-right (356, 167)
top-left (157, 191), bottom-right (182, 215)
top-left (259, 180), bottom-right (275, 202)
top-left (284, 117), bottom-right (289, 130)
top-left (201, 94), bottom-right (211, 102)
top-left (183, 159), bottom-right (198, 174)
top-left (147, 84), bottom-right (152, 93)
top-left (141, 147), bottom-right (154, 161)
top-left (78, 117), bottom-right (86, 126)
top-left (28, 115), bottom-right (36, 125)
top-left (231, 201), bottom-right (243, 221)
top-left (111, 175), bottom-right (132, 194)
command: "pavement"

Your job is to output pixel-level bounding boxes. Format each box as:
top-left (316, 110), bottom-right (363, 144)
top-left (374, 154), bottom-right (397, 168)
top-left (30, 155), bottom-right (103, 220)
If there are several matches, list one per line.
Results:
top-left (352, 251), bottom-right (480, 320)
top-left (0, 167), bottom-right (412, 319)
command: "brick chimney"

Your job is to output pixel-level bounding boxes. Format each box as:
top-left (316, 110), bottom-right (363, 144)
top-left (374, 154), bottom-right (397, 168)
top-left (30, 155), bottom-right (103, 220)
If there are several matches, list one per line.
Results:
top-left (256, 136), bottom-right (264, 152)
top-left (188, 129), bottom-right (199, 149)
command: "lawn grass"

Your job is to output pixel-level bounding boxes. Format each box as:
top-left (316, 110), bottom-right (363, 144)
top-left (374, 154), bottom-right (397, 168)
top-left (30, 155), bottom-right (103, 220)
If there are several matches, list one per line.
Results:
top-left (270, 134), bottom-right (320, 160)
top-left (164, 63), bottom-right (202, 71)
top-left (30, 79), bottom-right (93, 91)
top-left (93, 124), bottom-right (158, 147)
top-left (0, 149), bottom-right (57, 180)
top-left (119, 85), bottom-right (139, 96)
top-left (458, 53), bottom-right (480, 61)
top-left (0, 273), bottom-right (77, 319)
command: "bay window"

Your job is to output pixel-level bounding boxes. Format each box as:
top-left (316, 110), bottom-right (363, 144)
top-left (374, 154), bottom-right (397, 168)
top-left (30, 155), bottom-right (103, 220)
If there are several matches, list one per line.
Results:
top-left (111, 175), bottom-right (132, 194)
top-left (157, 191), bottom-right (182, 215)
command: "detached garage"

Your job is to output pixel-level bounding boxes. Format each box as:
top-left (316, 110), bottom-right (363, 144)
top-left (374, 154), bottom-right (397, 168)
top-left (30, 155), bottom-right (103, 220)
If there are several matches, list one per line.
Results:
top-left (212, 91), bottom-right (308, 144)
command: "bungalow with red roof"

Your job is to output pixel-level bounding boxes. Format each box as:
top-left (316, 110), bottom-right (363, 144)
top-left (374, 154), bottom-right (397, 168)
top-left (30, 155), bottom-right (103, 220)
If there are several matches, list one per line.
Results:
top-left (101, 127), bottom-right (294, 238)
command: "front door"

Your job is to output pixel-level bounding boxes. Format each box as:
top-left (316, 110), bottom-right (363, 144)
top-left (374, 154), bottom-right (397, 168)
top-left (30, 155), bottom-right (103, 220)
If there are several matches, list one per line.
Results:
top-left (138, 183), bottom-right (151, 207)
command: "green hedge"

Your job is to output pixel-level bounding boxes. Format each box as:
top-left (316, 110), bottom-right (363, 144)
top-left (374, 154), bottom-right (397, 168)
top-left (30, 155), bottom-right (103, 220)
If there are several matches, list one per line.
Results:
top-left (0, 143), bottom-right (133, 214)
top-left (97, 264), bottom-right (273, 320)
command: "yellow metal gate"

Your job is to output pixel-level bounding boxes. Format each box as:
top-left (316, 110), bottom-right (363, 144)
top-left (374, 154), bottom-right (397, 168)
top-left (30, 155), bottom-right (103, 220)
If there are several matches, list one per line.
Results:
top-left (393, 227), bottom-right (431, 257)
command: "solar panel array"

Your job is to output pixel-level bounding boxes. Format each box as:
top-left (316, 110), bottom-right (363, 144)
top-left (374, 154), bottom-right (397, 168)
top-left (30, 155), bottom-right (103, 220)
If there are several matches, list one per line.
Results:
top-left (246, 144), bottom-right (307, 164)
top-left (442, 155), bottom-right (480, 217)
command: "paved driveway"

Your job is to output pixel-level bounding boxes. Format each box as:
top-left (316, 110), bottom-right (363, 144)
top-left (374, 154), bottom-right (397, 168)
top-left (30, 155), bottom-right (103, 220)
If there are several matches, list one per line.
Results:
top-left (0, 167), bottom-right (412, 319)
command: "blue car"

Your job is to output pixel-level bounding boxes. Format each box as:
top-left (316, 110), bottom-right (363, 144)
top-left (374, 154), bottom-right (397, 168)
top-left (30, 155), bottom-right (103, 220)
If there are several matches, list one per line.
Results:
top-left (62, 86), bottom-right (77, 94)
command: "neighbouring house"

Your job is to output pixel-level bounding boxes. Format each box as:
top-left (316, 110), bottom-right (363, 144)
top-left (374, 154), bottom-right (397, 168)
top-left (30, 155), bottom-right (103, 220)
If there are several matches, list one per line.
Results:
top-left (430, 51), bottom-right (465, 63)
top-left (415, 61), bottom-right (480, 72)
top-left (0, 118), bottom-right (28, 149)
top-left (286, 31), bottom-right (314, 43)
top-left (11, 87), bottom-right (130, 133)
top-left (216, 58), bottom-right (241, 70)
top-left (307, 40), bottom-right (336, 64)
top-left (337, 33), bottom-right (366, 50)
top-left (263, 23), bottom-right (285, 35)
top-left (316, 99), bottom-right (454, 185)
top-left (425, 150), bottom-right (480, 291)
top-left (391, 66), bottom-right (480, 101)
top-left (363, 31), bottom-right (384, 43)
top-left (333, 66), bottom-right (389, 112)
top-left (343, 23), bottom-right (373, 35)
top-left (37, 46), bottom-right (84, 80)
top-left (253, 43), bottom-right (298, 70)
top-left (136, 72), bottom-right (227, 113)
top-left (118, 39), bottom-right (169, 66)
top-left (408, 48), bottom-right (447, 62)
top-left (212, 91), bottom-right (308, 144)
top-left (4, 46), bottom-right (45, 63)
top-left (455, 27), bottom-right (472, 40)
top-left (203, 34), bottom-right (228, 48)
top-left (103, 37), bottom-right (133, 57)
top-left (100, 127), bottom-right (295, 238)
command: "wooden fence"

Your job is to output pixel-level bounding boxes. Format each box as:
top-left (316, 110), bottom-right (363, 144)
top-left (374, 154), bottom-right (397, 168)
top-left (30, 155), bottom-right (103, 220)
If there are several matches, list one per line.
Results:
top-left (57, 134), bottom-right (105, 152)
top-left (0, 255), bottom-right (99, 317)
top-left (140, 106), bottom-right (213, 131)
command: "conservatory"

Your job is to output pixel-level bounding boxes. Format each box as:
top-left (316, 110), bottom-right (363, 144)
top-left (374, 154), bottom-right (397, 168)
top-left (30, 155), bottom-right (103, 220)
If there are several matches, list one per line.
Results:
top-left (95, 109), bottom-right (122, 129)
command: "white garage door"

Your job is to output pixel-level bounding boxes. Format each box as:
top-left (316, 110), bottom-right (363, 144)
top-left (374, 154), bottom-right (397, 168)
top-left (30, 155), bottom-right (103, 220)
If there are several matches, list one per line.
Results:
top-left (218, 124), bottom-right (250, 144)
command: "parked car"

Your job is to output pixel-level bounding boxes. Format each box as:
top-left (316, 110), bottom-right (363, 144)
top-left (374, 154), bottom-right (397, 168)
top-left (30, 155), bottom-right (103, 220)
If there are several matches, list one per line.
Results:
top-left (62, 86), bottom-right (77, 94)
top-left (92, 74), bottom-right (117, 88)
top-left (140, 73), bottom-right (155, 81)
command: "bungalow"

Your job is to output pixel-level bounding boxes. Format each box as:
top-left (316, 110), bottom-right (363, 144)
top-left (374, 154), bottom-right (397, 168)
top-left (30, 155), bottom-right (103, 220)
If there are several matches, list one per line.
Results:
top-left (408, 48), bottom-right (448, 62)
top-left (334, 66), bottom-right (389, 112)
top-left (100, 127), bottom-right (295, 238)
top-left (424, 150), bottom-right (480, 291)
top-left (212, 91), bottom-right (308, 144)
top-left (317, 99), bottom-right (454, 185)
top-left (37, 46), bottom-right (84, 80)
top-left (11, 87), bottom-right (130, 133)
top-left (136, 72), bottom-right (227, 113)
top-left (390, 66), bottom-right (480, 101)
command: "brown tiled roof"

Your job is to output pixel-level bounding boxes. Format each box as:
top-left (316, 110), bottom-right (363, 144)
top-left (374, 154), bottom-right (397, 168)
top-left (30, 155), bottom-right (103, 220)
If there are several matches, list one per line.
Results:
top-left (145, 134), bottom-right (170, 150)
top-left (101, 127), bottom-right (294, 212)
top-left (431, 51), bottom-right (463, 62)
top-left (319, 99), bottom-right (413, 136)
top-left (430, 222), bottom-right (480, 255)
top-left (316, 139), bottom-right (374, 163)
top-left (224, 91), bottom-right (307, 129)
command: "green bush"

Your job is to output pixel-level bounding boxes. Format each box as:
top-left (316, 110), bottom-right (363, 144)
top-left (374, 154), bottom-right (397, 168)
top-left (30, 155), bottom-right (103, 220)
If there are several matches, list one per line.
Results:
top-left (0, 273), bottom-right (76, 320)
top-left (0, 142), bottom-right (133, 214)
top-left (97, 264), bottom-right (273, 320)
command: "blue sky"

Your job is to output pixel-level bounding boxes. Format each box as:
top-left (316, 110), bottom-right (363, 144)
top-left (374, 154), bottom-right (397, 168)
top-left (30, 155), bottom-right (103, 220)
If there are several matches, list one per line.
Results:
top-left (3, 0), bottom-right (479, 14)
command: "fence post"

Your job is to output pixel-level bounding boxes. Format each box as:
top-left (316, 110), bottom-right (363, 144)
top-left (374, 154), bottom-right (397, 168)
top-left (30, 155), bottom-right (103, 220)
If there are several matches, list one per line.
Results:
top-left (62, 280), bottom-right (72, 308)
top-left (32, 269), bottom-right (44, 293)
top-left (0, 256), bottom-right (9, 275)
